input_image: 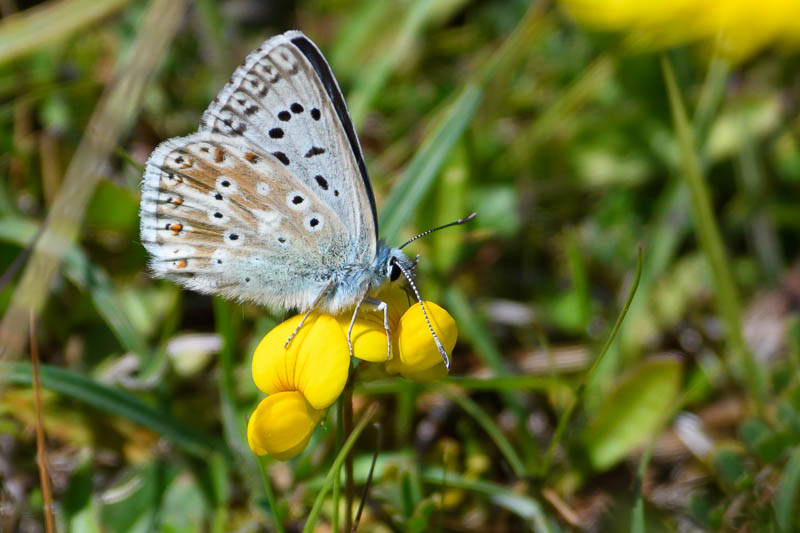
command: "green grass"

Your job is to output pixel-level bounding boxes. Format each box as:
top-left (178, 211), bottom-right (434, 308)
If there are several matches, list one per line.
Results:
top-left (2, 1), bottom-right (800, 531)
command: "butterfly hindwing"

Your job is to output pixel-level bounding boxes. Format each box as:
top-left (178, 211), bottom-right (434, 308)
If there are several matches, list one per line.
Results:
top-left (139, 132), bottom-right (349, 310)
top-left (199, 31), bottom-right (376, 261)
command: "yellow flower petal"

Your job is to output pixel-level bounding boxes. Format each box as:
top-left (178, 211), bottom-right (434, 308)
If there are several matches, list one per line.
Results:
top-left (335, 315), bottom-right (388, 362)
top-left (252, 312), bottom-right (349, 409)
top-left (386, 301), bottom-right (457, 380)
top-left (335, 284), bottom-right (410, 363)
top-left (247, 391), bottom-right (325, 460)
top-left (396, 362), bottom-right (450, 382)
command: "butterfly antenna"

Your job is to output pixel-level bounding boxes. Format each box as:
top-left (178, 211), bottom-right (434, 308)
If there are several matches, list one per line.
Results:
top-left (398, 213), bottom-right (477, 250)
top-left (391, 258), bottom-right (450, 369)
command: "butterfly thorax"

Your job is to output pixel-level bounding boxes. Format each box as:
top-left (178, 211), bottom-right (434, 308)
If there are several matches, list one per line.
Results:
top-left (315, 240), bottom-right (411, 314)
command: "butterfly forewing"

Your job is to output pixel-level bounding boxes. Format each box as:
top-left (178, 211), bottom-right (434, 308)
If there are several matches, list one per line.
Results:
top-left (199, 32), bottom-right (376, 259)
top-left (140, 132), bottom-right (349, 310)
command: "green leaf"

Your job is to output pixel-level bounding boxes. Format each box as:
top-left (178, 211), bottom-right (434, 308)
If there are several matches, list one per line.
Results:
top-left (64, 450), bottom-right (101, 533)
top-left (712, 448), bottom-right (751, 491)
top-left (580, 357), bottom-right (682, 471)
top-left (775, 446), bottom-right (800, 532)
top-left (1, 362), bottom-right (228, 459)
top-left (406, 498), bottom-right (437, 533)
top-left (739, 418), bottom-right (791, 463)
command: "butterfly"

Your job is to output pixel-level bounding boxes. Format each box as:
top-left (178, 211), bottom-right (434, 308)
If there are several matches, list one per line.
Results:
top-left (139, 30), bottom-right (472, 367)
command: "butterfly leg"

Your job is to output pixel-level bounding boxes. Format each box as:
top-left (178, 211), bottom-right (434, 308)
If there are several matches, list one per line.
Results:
top-left (284, 280), bottom-right (334, 349)
top-left (346, 292), bottom-right (368, 358)
top-left (365, 297), bottom-right (391, 361)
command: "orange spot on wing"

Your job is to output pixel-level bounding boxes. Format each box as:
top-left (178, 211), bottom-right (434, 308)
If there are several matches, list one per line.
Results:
top-left (176, 259), bottom-right (187, 269)
top-left (245, 152), bottom-right (259, 164)
top-left (169, 223), bottom-right (183, 235)
top-left (215, 149), bottom-right (225, 162)
top-left (173, 197), bottom-right (183, 206)
top-left (180, 160), bottom-right (193, 169)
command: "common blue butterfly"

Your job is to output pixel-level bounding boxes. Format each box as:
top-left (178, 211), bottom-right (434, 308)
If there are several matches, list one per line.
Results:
top-left (139, 30), bottom-right (472, 366)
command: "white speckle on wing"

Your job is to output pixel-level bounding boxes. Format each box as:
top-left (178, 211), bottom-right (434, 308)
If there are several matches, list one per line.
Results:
top-left (152, 244), bottom-right (195, 260)
top-left (212, 248), bottom-right (228, 268)
top-left (257, 182), bottom-right (270, 196)
top-left (253, 209), bottom-right (281, 234)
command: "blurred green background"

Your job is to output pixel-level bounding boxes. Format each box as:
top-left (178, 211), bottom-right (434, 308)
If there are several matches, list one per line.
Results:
top-left (2, 0), bottom-right (800, 531)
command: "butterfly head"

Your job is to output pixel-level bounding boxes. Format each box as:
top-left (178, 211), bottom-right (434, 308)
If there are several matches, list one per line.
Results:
top-left (374, 243), bottom-right (414, 285)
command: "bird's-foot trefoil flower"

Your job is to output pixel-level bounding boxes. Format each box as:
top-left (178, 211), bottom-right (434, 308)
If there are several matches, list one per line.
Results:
top-left (247, 285), bottom-right (457, 460)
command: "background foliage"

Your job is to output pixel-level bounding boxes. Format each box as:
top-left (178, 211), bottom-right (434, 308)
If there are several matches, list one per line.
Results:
top-left (2, 0), bottom-right (800, 531)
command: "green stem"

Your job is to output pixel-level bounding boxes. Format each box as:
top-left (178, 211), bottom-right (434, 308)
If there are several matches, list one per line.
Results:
top-left (541, 247), bottom-right (643, 475)
top-left (332, 398), bottom-right (343, 533)
top-left (258, 456), bottom-right (285, 533)
top-left (303, 404), bottom-right (380, 533)
top-left (343, 379), bottom-right (354, 532)
top-left (660, 55), bottom-right (765, 413)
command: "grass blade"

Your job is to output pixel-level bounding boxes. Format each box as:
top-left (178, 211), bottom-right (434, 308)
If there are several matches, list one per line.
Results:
top-left (379, 84), bottom-right (483, 242)
top-left (303, 403), bottom-right (380, 533)
top-left (1, 362), bottom-right (229, 459)
top-left (0, 0), bottom-right (132, 65)
top-left (661, 55), bottom-right (765, 411)
top-left (775, 446), bottom-right (800, 532)
top-left (422, 467), bottom-right (552, 532)
top-left (541, 247), bottom-right (643, 475)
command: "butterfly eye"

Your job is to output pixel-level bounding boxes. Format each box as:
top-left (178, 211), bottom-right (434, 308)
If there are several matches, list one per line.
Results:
top-left (389, 262), bottom-right (401, 282)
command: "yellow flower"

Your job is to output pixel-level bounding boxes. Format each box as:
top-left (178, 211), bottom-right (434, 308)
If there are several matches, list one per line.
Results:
top-left (247, 287), bottom-right (458, 459)
top-left (247, 313), bottom-right (349, 460)
top-left (338, 285), bottom-right (458, 382)
top-left (247, 391), bottom-right (326, 460)
top-left (558, 0), bottom-right (800, 61)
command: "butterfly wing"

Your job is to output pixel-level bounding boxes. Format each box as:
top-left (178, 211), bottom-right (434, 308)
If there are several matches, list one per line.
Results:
top-left (140, 31), bottom-right (382, 312)
top-left (139, 132), bottom-right (351, 310)
top-left (199, 30), bottom-right (377, 260)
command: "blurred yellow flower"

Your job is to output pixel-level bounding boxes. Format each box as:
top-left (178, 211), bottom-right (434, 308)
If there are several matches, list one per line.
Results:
top-left (247, 288), bottom-right (458, 459)
top-left (559, 0), bottom-right (800, 61)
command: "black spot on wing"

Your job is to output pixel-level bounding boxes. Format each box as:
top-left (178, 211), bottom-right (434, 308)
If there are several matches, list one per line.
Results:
top-left (305, 146), bottom-right (325, 158)
top-left (272, 151), bottom-right (290, 165)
